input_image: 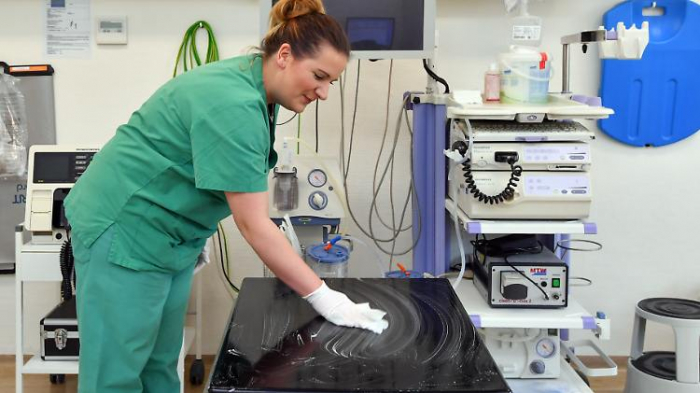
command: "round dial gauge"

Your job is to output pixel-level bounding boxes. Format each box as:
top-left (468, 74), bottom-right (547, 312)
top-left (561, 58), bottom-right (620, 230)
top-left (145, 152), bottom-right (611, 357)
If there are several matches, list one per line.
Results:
top-left (308, 169), bottom-right (327, 188)
top-left (309, 191), bottom-right (328, 210)
top-left (535, 338), bottom-right (557, 358)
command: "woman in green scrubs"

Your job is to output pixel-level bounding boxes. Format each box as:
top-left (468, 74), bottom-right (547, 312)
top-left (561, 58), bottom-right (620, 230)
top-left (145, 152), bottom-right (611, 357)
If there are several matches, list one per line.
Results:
top-left (64, 0), bottom-right (388, 391)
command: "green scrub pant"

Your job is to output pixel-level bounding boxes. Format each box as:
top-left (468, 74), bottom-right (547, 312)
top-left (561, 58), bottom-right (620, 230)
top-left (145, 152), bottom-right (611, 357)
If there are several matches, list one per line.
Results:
top-left (73, 225), bottom-right (195, 393)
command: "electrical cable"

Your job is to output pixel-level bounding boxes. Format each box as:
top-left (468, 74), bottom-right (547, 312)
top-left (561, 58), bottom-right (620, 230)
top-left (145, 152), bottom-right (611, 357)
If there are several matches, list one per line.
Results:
top-left (336, 61), bottom-right (422, 265)
top-left (296, 113), bottom-right (302, 154)
top-left (173, 20), bottom-right (219, 78)
top-left (340, 66), bottom-right (398, 242)
top-left (448, 152), bottom-right (468, 289)
top-left (213, 230), bottom-right (234, 295)
top-left (276, 113), bottom-right (297, 126)
top-left (216, 223), bottom-right (239, 293)
top-left (368, 97), bottom-right (420, 258)
top-left (460, 118), bottom-right (524, 205)
top-left (422, 59), bottom-right (450, 94)
top-left (315, 100), bottom-right (319, 153)
top-left (462, 157), bottom-right (523, 204)
top-left (381, 60), bottom-right (400, 266)
top-left (59, 237), bottom-right (74, 301)
top-left (373, 60), bottom-right (412, 235)
top-left (343, 60), bottom-right (361, 179)
top-left (339, 64), bottom-right (419, 255)
top-left (219, 222), bottom-right (230, 275)
top-left (570, 277), bottom-right (593, 287)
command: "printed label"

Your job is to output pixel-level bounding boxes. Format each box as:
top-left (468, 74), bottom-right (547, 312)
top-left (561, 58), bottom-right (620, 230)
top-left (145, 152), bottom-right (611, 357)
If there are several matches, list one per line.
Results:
top-left (512, 26), bottom-right (542, 41)
top-left (530, 268), bottom-right (547, 276)
top-left (12, 183), bottom-right (26, 205)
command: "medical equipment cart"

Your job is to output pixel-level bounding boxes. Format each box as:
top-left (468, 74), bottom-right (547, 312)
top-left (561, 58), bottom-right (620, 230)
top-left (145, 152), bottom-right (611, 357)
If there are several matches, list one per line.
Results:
top-left (13, 224), bottom-right (205, 393)
top-left (410, 93), bottom-right (618, 392)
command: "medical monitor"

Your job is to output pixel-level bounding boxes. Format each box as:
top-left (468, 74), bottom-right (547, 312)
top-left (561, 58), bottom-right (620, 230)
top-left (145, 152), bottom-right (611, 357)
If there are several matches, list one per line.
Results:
top-left (260, 0), bottom-right (435, 60)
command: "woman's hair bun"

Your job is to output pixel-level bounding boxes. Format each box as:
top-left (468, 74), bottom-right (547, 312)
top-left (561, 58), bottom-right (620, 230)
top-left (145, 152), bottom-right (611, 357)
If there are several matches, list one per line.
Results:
top-left (269, 0), bottom-right (325, 29)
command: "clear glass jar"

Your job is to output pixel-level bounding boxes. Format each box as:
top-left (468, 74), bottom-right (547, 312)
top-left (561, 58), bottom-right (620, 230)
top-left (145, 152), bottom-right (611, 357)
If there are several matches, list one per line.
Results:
top-left (306, 243), bottom-right (350, 278)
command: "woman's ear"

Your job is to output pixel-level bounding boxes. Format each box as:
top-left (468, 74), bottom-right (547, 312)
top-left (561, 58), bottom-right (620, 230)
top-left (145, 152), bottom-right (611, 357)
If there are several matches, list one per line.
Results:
top-left (276, 43), bottom-right (293, 69)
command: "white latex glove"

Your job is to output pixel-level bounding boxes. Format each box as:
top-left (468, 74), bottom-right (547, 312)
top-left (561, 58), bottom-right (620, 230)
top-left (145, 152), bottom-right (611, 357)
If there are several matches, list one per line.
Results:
top-left (303, 281), bottom-right (389, 334)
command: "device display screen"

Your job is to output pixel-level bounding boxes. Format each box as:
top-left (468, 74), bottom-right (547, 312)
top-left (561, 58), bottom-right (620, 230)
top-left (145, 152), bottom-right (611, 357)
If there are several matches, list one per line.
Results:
top-left (347, 18), bottom-right (395, 50)
top-left (327, 0), bottom-right (424, 52)
top-left (34, 153), bottom-right (72, 183)
top-left (270, 0), bottom-right (425, 52)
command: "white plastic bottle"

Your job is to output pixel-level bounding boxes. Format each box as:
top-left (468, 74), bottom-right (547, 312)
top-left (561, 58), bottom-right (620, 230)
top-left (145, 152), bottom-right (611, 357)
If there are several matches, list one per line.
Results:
top-left (510, 0), bottom-right (542, 48)
top-left (484, 63), bottom-right (501, 102)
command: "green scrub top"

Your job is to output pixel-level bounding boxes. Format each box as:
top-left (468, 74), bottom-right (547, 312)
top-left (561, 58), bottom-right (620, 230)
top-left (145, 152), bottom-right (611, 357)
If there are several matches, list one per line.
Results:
top-left (65, 54), bottom-right (278, 273)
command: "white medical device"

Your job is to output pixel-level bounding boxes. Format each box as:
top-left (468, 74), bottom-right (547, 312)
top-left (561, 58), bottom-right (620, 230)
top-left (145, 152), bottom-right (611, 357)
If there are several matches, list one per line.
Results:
top-left (268, 154), bottom-right (345, 225)
top-left (267, 152), bottom-right (347, 278)
top-left (482, 328), bottom-right (561, 379)
top-left (459, 140), bottom-right (591, 172)
top-left (456, 171), bottom-right (591, 220)
top-left (24, 145), bottom-right (99, 244)
top-left (449, 119), bottom-right (593, 220)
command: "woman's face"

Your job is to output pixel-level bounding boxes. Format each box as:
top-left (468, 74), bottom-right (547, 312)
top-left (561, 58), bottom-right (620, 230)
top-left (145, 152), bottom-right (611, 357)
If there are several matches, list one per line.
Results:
top-left (273, 43), bottom-right (347, 113)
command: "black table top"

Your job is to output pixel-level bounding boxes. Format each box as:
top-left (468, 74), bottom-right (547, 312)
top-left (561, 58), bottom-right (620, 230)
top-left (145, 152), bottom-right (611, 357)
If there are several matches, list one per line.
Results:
top-left (209, 278), bottom-right (511, 393)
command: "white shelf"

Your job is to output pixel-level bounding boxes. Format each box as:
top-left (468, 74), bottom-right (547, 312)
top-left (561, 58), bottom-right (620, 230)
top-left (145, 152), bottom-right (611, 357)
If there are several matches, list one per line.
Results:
top-left (455, 282), bottom-right (601, 330)
top-left (22, 355), bottom-right (78, 374)
top-left (447, 93), bottom-right (614, 121)
top-left (445, 198), bottom-right (597, 235)
top-left (18, 245), bottom-right (63, 282)
top-left (507, 358), bottom-right (593, 393)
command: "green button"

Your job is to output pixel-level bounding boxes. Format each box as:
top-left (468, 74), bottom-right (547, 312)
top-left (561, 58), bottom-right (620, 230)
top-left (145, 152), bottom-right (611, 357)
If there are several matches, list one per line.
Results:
top-left (552, 278), bottom-right (561, 288)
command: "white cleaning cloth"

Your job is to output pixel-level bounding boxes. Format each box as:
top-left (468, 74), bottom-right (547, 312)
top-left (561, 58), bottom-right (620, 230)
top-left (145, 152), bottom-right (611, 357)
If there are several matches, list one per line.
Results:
top-left (304, 281), bottom-right (389, 334)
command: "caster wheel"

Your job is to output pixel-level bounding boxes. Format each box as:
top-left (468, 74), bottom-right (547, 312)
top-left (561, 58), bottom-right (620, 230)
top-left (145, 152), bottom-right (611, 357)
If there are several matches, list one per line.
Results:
top-left (190, 358), bottom-right (205, 385)
top-left (50, 374), bottom-right (66, 384)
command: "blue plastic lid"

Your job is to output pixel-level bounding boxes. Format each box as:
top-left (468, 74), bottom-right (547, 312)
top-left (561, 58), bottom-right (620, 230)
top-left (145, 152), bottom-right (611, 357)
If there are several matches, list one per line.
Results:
top-left (307, 243), bottom-right (350, 264)
top-left (385, 270), bottom-right (423, 278)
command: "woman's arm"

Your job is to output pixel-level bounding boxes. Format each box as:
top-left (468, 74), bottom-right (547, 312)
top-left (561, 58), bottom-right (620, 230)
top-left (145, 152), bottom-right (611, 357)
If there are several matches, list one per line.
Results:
top-left (226, 190), bottom-right (389, 334)
top-left (225, 190), bottom-right (322, 297)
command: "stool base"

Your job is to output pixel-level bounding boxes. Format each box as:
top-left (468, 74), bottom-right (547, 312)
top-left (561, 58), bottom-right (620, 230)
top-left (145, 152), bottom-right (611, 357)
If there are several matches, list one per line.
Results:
top-left (625, 357), bottom-right (700, 393)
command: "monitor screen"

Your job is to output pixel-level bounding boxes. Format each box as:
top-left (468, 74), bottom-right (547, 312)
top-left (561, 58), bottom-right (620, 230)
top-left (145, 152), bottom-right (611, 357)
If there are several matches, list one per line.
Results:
top-left (33, 153), bottom-right (71, 183)
top-left (346, 17), bottom-right (395, 51)
top-left (261, 0), bottom-right (435, 59)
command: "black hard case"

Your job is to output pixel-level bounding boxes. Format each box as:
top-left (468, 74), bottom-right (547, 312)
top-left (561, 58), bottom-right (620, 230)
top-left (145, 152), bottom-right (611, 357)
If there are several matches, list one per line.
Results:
top-left (40, 298), bottom-right (79, 360)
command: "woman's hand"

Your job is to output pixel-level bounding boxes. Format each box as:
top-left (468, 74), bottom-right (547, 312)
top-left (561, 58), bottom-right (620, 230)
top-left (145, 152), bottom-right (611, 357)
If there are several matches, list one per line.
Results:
top-left (304, 281), bottom-right (389, 334)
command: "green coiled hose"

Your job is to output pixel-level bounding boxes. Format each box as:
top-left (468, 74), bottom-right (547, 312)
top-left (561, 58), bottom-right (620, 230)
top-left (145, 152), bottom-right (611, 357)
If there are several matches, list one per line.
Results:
top-left (173, 20), bottom-right (219, 77)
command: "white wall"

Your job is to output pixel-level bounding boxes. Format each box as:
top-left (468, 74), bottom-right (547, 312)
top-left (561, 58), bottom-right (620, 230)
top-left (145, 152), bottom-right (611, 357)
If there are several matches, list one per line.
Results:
top-left (1, 0), bottom-right (699, 357)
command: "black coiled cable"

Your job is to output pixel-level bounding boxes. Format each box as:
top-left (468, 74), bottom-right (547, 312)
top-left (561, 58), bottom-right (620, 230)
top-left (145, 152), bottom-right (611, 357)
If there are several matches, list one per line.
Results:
top-left (59, 239), bottom-right (74, 301)
top-left (462, 158), bottom-right (524, 205)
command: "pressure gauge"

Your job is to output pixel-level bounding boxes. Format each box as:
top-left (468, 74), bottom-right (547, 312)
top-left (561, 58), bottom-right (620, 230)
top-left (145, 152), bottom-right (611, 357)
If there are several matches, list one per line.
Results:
top-left (535, 338), bottom-right (557, 358)
top-left (308, 169), bottom-right (327, 188)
